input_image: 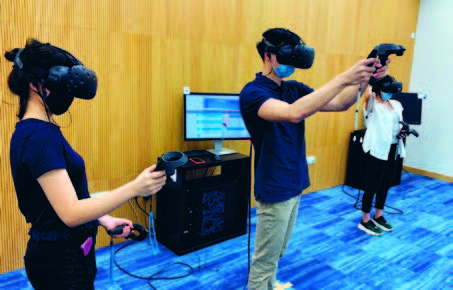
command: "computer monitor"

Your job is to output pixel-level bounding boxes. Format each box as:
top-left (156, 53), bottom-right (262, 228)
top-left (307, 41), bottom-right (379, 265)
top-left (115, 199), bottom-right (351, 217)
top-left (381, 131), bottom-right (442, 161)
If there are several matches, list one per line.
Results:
top-left (184, 92), bottom-right (250, 155)
top-left (391, 92), bottom-right (423, 125)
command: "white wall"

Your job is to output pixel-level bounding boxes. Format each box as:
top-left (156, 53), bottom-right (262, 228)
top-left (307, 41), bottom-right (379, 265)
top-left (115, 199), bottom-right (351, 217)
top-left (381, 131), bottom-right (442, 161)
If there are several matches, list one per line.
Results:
top-left (405, 0), bottom-right (453, 177)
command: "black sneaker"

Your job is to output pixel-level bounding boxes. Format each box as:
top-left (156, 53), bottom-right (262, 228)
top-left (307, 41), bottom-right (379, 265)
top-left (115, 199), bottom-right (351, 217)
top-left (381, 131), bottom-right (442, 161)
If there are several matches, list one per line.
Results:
top-left (372, 216), bottom-right (393, 232)
top-left (358, 220), bottom-right (383, 236)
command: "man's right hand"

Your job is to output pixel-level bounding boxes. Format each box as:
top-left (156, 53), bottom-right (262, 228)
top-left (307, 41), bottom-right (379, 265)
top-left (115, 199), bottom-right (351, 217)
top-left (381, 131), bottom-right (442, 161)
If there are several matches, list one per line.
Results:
top-left (342, 58), bottom-right (379, 86)
top-left (133, 165), bottom-right (167, 197)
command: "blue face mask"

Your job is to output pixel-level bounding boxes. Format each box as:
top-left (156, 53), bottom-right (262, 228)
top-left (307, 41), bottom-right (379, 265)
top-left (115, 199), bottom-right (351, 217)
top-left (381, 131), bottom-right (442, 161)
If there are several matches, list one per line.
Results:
top-left (381, 92), bottom-right (392, 101)
top-left (273, 64), bottom-right (295, 78)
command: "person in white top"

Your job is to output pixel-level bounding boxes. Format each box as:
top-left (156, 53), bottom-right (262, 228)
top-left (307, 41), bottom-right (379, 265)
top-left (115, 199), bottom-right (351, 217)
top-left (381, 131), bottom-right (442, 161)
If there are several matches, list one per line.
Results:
top-left (359, 79), bottom-right (408, 236)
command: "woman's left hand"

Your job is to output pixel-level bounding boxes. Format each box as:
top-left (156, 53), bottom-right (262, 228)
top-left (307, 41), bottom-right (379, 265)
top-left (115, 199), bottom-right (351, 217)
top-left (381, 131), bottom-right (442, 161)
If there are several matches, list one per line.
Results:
top-left (373, 58), bottom-right (391, 80)
top-left (99, 215), bottom-right (133, 238)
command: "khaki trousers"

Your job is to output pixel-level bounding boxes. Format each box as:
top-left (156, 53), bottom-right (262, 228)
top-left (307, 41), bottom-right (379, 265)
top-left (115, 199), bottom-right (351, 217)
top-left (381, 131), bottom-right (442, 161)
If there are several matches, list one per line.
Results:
top-left (248, 194), bottom-right (301, 290)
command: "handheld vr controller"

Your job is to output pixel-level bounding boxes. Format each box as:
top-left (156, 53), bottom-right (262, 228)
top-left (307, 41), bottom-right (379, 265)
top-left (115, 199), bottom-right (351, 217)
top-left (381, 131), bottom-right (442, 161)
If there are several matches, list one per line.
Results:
top-left (366, 43), bottom-right (406, 94)
top-left (367, 43), bottom-right (406, 68)
top-left (155, 151), bottom-right (188, 176)
top-left (107, 223), bottom-right (147, 242)
top-left (143, 151), bottom-right (189, 201)
top-left (367, 43), bottom-right (405, 89)
top-left (399, 121), bottom-right (419, 138)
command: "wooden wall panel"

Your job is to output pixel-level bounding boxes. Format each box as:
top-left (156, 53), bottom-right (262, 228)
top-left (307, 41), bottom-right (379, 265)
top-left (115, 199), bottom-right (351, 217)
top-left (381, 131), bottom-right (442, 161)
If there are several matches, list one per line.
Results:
top-left (0, 0), bottom-right (419, 273)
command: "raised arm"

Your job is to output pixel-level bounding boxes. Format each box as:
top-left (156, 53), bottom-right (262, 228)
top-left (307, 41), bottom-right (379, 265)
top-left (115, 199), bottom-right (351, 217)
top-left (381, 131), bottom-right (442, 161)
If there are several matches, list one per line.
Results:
top-left (320, 58), bottom-right (390, 112)
top-left (258, 58), bottom-right (378, 123)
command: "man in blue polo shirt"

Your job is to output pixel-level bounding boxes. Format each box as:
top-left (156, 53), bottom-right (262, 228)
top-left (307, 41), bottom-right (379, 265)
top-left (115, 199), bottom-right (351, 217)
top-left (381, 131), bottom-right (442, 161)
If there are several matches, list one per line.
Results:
top-left (240, 28), bottom-right (389, 289)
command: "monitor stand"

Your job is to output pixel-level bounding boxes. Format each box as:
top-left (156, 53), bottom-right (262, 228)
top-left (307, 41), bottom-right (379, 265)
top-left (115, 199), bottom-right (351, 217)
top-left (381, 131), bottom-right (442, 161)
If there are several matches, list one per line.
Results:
top-left (207, 140), bottom-right (237, 155)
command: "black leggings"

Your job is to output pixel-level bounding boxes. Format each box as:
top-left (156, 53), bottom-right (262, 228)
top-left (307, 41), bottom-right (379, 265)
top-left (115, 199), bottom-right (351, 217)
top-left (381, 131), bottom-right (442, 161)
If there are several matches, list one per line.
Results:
top-left (362, 144), bottom-right (399, 214)
top-left (24, 228), bottom-right (98, 290)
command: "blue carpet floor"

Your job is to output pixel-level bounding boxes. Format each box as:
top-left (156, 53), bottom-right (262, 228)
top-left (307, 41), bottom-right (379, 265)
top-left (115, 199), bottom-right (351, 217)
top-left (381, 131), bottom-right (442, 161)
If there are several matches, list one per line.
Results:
top-left (1, 173), bottom-right (452, 289)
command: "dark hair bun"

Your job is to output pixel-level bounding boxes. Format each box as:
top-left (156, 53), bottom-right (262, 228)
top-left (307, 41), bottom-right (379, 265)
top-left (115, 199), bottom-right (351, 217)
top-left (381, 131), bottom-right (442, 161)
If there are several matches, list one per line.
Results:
top-left (4, 48), bottom-right (20, 63)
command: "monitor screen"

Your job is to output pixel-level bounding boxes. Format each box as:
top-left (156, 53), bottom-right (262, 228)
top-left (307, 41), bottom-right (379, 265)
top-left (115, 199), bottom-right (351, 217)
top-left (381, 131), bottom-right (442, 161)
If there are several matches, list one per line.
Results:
top-left (184, 93), bottom-right (251, 140)
top-left (391, 93), bottom-right (423, 125)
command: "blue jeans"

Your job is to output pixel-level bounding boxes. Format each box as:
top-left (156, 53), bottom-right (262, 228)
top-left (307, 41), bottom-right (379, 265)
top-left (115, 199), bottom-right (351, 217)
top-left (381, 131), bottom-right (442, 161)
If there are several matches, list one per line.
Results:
top-left (24, 227), bottom-right (98, 290)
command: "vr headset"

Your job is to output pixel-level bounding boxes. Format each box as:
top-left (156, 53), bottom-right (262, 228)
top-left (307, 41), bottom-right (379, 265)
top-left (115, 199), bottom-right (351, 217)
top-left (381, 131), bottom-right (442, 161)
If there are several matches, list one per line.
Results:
top-left (13, 44), bottom-right (97, 115)
top-left (366, 74), bottom-right (403, 121)
top-left (371, 74), bottom-right (402, 94)
top-left (263, 38), bottom-right (315, 69)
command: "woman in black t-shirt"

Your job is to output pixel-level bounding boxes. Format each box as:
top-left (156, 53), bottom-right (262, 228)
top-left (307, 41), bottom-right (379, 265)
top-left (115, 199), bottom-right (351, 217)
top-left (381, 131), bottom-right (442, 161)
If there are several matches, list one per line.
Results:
top-left (5, 39), bottom-right (166, 289)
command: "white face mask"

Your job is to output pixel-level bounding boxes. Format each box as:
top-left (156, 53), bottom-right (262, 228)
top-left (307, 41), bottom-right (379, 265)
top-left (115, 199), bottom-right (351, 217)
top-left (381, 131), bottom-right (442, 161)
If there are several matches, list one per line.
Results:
top-left (381, 92), bottom-right (392, 101)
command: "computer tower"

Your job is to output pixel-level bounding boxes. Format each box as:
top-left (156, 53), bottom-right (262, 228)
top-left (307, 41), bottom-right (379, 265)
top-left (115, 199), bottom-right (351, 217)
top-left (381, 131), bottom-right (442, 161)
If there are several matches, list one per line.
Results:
top-left (345, 130), bottom-right (403, 190)
top-left (155, 153), bottom-right (250, 256)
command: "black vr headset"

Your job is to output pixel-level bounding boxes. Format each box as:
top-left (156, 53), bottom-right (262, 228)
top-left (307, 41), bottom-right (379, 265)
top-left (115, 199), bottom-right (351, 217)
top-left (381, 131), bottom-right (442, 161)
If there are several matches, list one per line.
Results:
top-left (371, 74), bottom-right (403, 94)
top-left (263, 38), bottom-right (315, 69)
top-left (13, 44), bottom-right (97, 115)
